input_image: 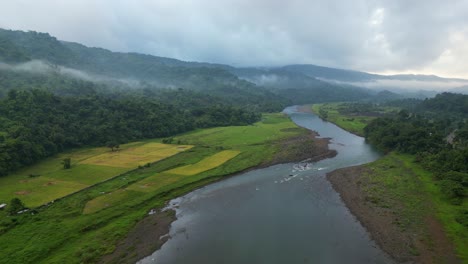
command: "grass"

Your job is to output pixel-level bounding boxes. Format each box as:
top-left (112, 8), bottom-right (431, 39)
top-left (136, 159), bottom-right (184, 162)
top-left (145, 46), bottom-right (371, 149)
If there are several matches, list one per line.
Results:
top-left (173, 113), bottom-right (299, 148)
top-left (311, 103), bottom-right (397, 136)
top-left (0, 113), bottom-right (306, 264)
top-left (84, 150), bottom-right (241, 214)
top-left (83, 189), bottom-right (140, 214)
top-left (363, 153), bottom-right (468, 262)
top-left (166, 150), bottom-right (240, 175)
top-left (0, 142), bottom-right (192, 207)
top-left (126, 173), bottom-right (187, 193)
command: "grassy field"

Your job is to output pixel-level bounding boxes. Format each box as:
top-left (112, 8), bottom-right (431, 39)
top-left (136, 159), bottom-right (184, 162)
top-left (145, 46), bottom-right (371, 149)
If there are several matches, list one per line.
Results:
top-left (80, 143), bottom-right (192, 168)
top-left (312, 103), bottom-right (398, 136)
top-left (0, 113), bottom-right (306, 264)
top-left (0, 142), bottom-right (192, 207)
top-left (363, 153), bottom-right (467, 261)
top-left (83, 150), bottom-right (240, 214)
top-left (166, 150), bottom-right (240, 175)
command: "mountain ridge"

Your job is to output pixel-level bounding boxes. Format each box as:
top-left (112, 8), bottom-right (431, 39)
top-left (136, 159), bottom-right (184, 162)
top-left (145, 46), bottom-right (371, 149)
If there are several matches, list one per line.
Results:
top-left (1, 28), bottom-right (466, 84)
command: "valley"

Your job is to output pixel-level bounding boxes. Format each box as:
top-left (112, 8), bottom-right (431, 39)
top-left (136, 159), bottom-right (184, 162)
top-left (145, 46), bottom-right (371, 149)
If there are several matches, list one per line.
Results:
top-left (0, 26), bottom-right (467, 264)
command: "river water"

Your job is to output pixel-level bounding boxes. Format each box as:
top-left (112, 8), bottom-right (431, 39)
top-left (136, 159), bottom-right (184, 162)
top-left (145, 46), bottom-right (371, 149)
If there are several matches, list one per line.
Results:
top-left (138, 106), bottom-right (393, 264)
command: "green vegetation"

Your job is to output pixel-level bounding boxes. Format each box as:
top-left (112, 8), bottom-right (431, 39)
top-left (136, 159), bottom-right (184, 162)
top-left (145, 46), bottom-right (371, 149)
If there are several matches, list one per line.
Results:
top-left (0, 141), bottom-right (191, 207)
top-left (167, 150), bottom-right (240, 175)
top-left (363, 153), bottom-right (467, 261)
top-left (0, 113), bottom-right (305, 263)
top-left (0, 89), bottom-right (262, 176)
top-left (364, 95), bottom-right (468, 206)
top-left (312, 102), bottom-right (398, 136)
top-left (364, 113), bottom-right (468, 259)
top-left (7, 198), bottom-right (25, 215)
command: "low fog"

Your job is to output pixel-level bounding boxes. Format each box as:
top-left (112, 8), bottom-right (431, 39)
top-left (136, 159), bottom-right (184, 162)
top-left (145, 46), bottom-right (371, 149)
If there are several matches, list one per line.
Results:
top-left (0, 60), bottom-right (143, 87)
top-left (321, 78), bottom-right (468, 93)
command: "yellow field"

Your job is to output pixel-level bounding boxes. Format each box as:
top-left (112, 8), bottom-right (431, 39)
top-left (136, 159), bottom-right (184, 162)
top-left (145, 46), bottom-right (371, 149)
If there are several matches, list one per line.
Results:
top-left (80, 143), bottom-right (192, 168)
top-left (166, 150), bottom-right (240, 175)
top-left (0, 142), bottom-right (192, 207)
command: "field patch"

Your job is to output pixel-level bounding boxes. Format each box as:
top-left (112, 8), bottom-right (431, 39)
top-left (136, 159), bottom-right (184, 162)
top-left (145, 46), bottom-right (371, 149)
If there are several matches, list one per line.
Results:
top-left (0, 142), bottom-right (192, 207)
top-left (166, 150), bottom-right (240, 176)
top-left (312, 103), bottom-right (399, 136)
top-left (126, 173), bottom-right (186, 193)
top-left (83, 189), bottom-right (139, 214)
top-left (173, 113), bottom-right (300, 148)
top-left (2, 177), bottom-right (88, 207)
top-left (80, 143), bottom-right (192, 168)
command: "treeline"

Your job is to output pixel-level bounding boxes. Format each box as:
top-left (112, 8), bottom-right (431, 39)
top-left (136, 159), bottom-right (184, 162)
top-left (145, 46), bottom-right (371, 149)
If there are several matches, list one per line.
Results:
top-left (0, 89), bottom-right (260, 176)
top-left (364, 93), bottom-right (468, 212)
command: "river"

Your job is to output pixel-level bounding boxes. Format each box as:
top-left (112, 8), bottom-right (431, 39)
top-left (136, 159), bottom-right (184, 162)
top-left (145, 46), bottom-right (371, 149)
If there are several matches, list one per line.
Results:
top-left (138, 106), bottom-right (393, 264)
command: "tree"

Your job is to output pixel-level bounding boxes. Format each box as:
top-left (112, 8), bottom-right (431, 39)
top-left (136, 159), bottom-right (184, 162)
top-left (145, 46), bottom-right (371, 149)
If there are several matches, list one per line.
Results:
top-left (106, 141), bottom-right (119, 152)
top-left (8, 197), bottom-right (25, 215)
top-left (62, 158), bottom-right (71, 169)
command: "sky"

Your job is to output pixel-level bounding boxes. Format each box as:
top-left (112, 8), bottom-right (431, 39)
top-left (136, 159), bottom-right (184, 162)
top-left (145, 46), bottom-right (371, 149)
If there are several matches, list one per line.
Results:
top-left (0, 0), bottom-right (467, 78)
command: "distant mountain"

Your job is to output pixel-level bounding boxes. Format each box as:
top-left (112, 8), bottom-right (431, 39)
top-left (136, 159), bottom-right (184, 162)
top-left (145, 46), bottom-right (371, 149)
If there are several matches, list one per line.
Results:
top-left (0, 28), bottom-right (293, 111)
top-left (0, 28), bottom-right (240, 88)
top-left (228, 66), bottom-right (379, 103)
top-left (450, 85), bottom-right (468, 95)
top-left (281, 64), bottom-right (468, 83)
top-left (2, 27), bottom-right (458, 106)
top-left (282, 64), bottom-right (377, 82)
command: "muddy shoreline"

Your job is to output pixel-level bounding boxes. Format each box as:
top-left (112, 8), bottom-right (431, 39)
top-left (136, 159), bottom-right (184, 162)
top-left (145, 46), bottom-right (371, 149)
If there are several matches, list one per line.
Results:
top-left (327, 165), bottom-right (460, 264)
top-left (101, 130), bottom-right (336, 264)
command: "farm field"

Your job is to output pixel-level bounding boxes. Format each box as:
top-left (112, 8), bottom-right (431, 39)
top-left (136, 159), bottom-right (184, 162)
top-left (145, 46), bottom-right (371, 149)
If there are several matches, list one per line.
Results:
top-left (0, 113), bottom-right (307, 264)
top-left (84, 150), bottom-right (240, 214)
top-left (0, 142), bottom-right (192, 207)
top-left (166, 150), bottom-right (240, 175)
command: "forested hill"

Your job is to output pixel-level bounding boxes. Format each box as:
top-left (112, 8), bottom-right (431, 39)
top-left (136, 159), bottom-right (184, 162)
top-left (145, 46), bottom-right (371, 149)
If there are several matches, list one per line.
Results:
top-left (387, 93), bottom-right (468, 119)
top-left (0, 28), bottom-right (241, 89)
top-left (419, 92), bottom-right (468, 116)
top-left (230, 67), bottom-right (382, 104)
top-left (0, 28), bottom-right (398, 105)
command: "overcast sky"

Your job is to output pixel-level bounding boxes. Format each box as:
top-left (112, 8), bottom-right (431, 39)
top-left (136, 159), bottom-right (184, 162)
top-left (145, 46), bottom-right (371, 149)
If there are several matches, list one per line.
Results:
top-left (1, 0), bottom-right (467, 78)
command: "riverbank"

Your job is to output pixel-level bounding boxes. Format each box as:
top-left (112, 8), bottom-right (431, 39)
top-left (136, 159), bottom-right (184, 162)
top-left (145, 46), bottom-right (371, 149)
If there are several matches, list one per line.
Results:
top-left (327, 154), bottom-right (461, 263)
top-left (102, 129), bottom-right (336, 264)
top-left (0, 112), bottom-right (340, 264)
top-left (310, 103), bottom-right (399, 137)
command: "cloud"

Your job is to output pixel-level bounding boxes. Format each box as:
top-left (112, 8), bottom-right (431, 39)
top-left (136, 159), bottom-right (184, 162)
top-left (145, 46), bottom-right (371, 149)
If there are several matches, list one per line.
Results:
top-left (0, 0), bottom-right (467, 77)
